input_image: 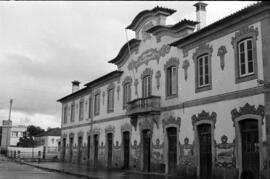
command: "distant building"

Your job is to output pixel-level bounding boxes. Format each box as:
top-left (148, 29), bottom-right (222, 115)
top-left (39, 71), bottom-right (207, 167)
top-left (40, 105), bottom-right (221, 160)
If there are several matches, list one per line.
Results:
top-left (0, 120), bottom-right (27, 150)
top-left (58, 2), bottom-right (270, 179)
top-left (35, 128), bottom-right (61, 159)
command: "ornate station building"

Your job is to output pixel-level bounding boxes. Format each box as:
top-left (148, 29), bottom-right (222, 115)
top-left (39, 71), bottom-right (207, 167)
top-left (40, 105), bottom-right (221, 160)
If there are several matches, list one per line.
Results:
top-left (58, 2), bottom-right (270, 178)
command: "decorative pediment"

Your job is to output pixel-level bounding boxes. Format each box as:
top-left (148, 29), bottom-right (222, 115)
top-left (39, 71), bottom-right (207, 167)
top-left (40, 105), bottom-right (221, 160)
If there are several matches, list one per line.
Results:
top-left (192, 43), bottom-right (213, 62)
top-left (139, 117), bottom-right (154, 132)
top-left (163, 57), bottom-right (179, 72)
top-left (141, 68), bottom-right (153, 79)
top-left (128, 45), bottom-right (171, 72)
top-left (77, 131), bottom-right (84, 138)
top-left (122, 76), bottom-right (133, 85)
top-left (191, 110), bottom-right (217, 126)
top-left (105, 125), bottom-right (115, 134)
top-left (121, 123), bottom-right (132, 133)
top-left (107, 82), bottom-right (115, 90)
top-left (94, 88), bottom-right (101, 95)
top-left (162, 115), bottom-right (181, 130)
top-left (62, 133), bottom-right (67, 138)
top-left (69, 132), bottom-right (75, 138)
top-left (231, 26), bottom-right (259, 48)
top-left (231, 103), bottom-right (265, 123)
top-left (91, 128), bottom-right (101, 135)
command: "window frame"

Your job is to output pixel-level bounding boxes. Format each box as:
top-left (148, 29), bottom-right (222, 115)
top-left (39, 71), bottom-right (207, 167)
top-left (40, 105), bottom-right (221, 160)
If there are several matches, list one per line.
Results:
top-left (70, 102), bottom-right (75, 123)
top-left (231, 26), bottom-right (258, 84)
top-left (140, 68), bottom-right (153, 98)
top-left (164, 57), bottom-right (179, 99)
top-left (94, 90), bottom-right (101, 116)
top-left (79, 99), bottom-right (84, 121)
top-left (88, 97), bottom-right (92, 119)
top-left (122, 76), bottom-right (132, 109)
top-left (107, 83), bottom-right (115, 113)
top-left (192, 44), bottom-right (213, 93)
top-left (63, 105), bottom-right (68, 124)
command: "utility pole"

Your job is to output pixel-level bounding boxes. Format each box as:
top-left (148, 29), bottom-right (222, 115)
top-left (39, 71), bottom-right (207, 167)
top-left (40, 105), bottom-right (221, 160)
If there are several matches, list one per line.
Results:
top-left (6, 99), bottom-right (13, 154)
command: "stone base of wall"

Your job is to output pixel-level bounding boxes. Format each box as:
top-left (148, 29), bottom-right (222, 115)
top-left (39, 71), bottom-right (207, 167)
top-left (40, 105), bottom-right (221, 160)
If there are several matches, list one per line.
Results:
top-left (261, 169), bottom-right (270, 179)
top-left (150, 162), bottom-right (165, 173)
top-left (176, 166), bottom-right (197, 178)
top-left (212, 168), bottom-right (239, 179)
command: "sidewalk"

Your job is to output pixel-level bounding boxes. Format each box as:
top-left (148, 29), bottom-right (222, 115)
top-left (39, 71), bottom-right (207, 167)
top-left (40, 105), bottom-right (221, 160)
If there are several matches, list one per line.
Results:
top-left (19, 161), bottom-right (179, 179)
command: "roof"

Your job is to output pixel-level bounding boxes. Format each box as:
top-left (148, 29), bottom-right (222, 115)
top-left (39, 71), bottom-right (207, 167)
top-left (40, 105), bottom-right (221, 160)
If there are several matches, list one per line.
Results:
top-left (36, 128), bottom-right (61, 137)
top-left (170, 2), bottom-right (268, 47)
top-left (147, 19), bottom-right (198, 33)
top-left (108, 39), bottom-right (141, 66)
top-left (84, 70), bottom-right (123, 87)
top-left (57, 70), bottom-right (123, 103)
top-left (126, 6), bottom-right (176, 31)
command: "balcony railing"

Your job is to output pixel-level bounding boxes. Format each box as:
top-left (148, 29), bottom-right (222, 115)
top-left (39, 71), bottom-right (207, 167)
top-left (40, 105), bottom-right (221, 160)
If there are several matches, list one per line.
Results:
top-left (126, 96), bottom-right (161, 116)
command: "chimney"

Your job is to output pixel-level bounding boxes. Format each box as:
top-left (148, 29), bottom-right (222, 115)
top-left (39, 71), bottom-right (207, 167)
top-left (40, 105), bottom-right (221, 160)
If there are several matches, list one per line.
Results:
top-left (194, 2), bottom-right (208, 30)
top-left (72, 81), bottom-right (80, 93)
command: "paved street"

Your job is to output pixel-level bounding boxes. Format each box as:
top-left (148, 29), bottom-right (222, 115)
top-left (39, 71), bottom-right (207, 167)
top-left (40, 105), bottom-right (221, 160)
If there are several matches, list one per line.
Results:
top-left (0, 158), bottom-right (84, 179)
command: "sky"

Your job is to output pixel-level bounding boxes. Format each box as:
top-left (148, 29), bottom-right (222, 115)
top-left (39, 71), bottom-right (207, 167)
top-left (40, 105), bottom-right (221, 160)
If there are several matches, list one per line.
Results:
top-left (0, 1), bottom-right (255, 130)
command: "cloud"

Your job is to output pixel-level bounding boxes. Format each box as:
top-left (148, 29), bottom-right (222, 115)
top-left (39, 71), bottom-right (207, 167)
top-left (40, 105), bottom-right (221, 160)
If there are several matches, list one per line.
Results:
top-left (0, 1), bottom-right (255, 129)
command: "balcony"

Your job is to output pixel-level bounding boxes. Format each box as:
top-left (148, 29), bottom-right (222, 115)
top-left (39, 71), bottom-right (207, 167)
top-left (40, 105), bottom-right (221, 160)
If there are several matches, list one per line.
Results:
top-left (126, 96), bottom-right (161, 116)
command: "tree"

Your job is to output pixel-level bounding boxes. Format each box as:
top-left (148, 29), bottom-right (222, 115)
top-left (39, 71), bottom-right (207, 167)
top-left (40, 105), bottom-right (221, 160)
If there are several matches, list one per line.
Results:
top-left (27, 125), bottom-right (45, 138)
top-left (17, 125), bottom-right (44, 147)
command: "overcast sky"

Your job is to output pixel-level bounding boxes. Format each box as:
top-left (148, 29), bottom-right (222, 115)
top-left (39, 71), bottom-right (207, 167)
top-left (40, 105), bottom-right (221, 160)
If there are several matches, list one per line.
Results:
top-left (0, 1), bottom-right (255, 129)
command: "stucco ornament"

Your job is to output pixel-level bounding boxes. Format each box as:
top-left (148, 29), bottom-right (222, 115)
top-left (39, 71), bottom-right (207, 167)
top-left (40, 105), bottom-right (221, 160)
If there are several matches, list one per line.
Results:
top-left (77, 131), bottom-right (84, 138)
top-left (192, 43), bottom-right (213, 63)
top-left (141, 68), bottom-right (153, 79)
top-left (215, 134), bottom-right (235, 168)
top-left (180, 137), bottom-right (195, 166)
top-left (141, 21), bottom-right (154, 42)
top-left (128, 45), bottom-right (171, 72)
top-left (152, 139), bottom-right (163, 149)
top-left (162, 115), bottom-right (181, 132)
top-left (182, 60), bottom-right (190, 81)
top-left (231, 26), bottom-right (259, 48)
top-left (120, 122), bottom-right (132, 133)
top-left (155, 71), bottom-right (161, 89)
top-left (191, 110), bottom-right (217, 127)
top-left (134, 79), bottom-right (138, 96)
top-left (91, 127), bottom-right (101, 135)
top-left (105, 125), bottom-right (115, 134)
top-left (217, 46), bottom-right (227, 70)
top-left (117, 86), bottom-right (120, 100)
top-left (231, 103), bottom-right (264, 126)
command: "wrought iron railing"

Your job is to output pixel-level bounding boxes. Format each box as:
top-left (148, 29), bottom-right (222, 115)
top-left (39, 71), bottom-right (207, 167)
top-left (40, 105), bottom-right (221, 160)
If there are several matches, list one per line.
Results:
top-left (126, 96), bottom-right (161, 116)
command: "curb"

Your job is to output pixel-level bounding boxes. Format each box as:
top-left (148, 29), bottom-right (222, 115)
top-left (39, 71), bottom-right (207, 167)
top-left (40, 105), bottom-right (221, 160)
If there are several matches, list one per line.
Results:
top-left (14, 160), bottom-right (102, 179)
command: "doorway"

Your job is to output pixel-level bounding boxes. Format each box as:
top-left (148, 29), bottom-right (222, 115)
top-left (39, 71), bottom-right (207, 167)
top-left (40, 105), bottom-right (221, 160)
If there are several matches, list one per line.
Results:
top-left (107, 133), bottom-right (113, 168)
top-left (69, 137), bottom-right (74, 163)
top-left (198, 124), bottom-right (212, 178)
top-left (62, 138), bottom-right (66, 161)
top-left (123, 131), bottom-right (130, 169)
top-left (167, 127), bottom-right (177, 174)
top-left (94, 134), bottom-right (99, 168)
top-left (78, 136), bottom-right (83, 164)
top-left (240, 119), bottom-right (259, 179)
top-left (142, 129), bottom-right (151, 172)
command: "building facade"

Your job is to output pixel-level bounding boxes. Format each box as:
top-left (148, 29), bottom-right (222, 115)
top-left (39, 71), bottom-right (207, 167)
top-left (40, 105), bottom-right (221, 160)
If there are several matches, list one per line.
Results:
top-left (0, 120), bottom-right (27, 151)
top-left (58, 2), bottom-right (270, 179)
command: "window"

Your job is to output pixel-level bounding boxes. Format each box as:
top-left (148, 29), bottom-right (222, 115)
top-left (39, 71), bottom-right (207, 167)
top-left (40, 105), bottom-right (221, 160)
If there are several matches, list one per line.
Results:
top-left (142, 75), bottom-right (151, 98)
top-left (198, 54), bottom-right (209, 87)
top-left (88, 97), bottom-right (92, 119)
top-left (79, 100), bottom-right (84, 121)
top-left (123, 82), bottom-right (131, 108)
top-left (94, 93), bottom-right (100, 116)
top-left (167, 66), bottom-right (177, 96)
top-left (107, 88), bottom-right (114, 113)
top-left (12, 132), bottom-right (18, 137)
top-left (71, 103), bottom-right (75, 122)
top-left (238, 39), bottom-right (254, 77)
top-left (231, 26), bottom-right (258, 83)
top-left (63, 106), bottom-right (68, 124)
top-left (192, 44), bottom-right (213, 93)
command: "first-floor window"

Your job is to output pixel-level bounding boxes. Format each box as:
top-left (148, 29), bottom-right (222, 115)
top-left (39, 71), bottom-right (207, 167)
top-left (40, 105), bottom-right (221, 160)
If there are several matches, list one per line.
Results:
top-left (63, 106), bottom-right (68, 124)
top-left (94, 94), bottom-right (100, 115)
top-left (123, 82), bottom-right (131, 108)
top-left (198, 54), bottom-right (209, 87)
top-left (88, 97), bottom-right (92, 119)
top-left (107, 88), bottom-right (114, 112)
top-left (167, 66), bottom-right (177, 96)
top-left (79, 100), bottom-right (84, 120)
top-left (142, 75), bottom-right (151, 98)
top-left (238, 38), bottom-right (254, 77)
top-left (71, 103), bottom-right (75, 122)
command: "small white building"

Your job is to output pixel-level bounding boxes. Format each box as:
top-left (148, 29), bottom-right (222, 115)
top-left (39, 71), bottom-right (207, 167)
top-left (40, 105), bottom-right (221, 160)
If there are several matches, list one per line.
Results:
top-left (1, 120), bottom-right (27, 150)
top-left (35, 128), bottom-right (61, 159)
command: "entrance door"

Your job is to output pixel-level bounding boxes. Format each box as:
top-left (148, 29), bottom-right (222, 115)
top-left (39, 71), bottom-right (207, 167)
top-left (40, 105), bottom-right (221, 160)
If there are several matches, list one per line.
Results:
top-left (69, 137), bottom-right (74, 162)
top-left (198, 124), bottom-right (212, 178)
top-left (78, 136), bottom-right (82, 164)
top-left (87, 136), bottom-right (90, 160)
top-left (94, 135), bottom-right (99, 168)
top-left (240, 119), bottom-right (259, 179)
top-left (62, 138), bottom-right (66, 161)
top-left (142, 129), bottom-right (151, 172)
top-left (107, 133), bottom-right (113, 168)
top-left (167, 127), bottom-right (177, 174)
top-left (123, 131), bottom-right (130, 169)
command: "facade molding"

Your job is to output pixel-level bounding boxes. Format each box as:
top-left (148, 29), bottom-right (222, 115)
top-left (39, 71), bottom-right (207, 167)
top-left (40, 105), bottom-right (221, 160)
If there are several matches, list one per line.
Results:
top-left (217, 45), bottom-right (227, 70)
